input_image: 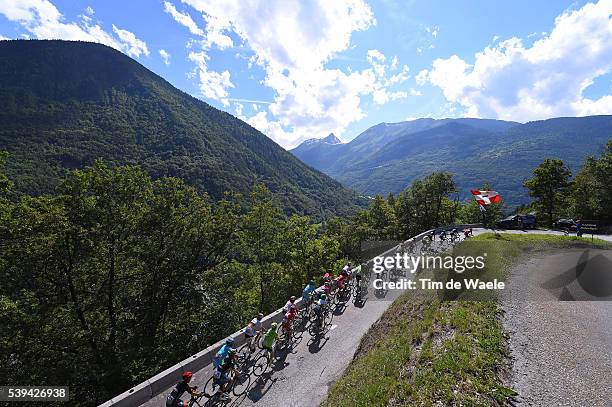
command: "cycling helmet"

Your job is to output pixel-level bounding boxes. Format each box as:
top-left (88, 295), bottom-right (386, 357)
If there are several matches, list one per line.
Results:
top-left (257, 312), bottom-right (264, 319)
top-left (320, 294), bottom-right (327, 300)
top-left (309, 279), bottom-right (315, 285)
top-left (290, 295), bottom-right (296, 301)
top-left (325, 282), bottom-right (331, 287)
top-left (271, 322), bottom-right (278, 329)
top-left (182, 371), bottom-right (193, 380)
top-left (229, 348), bottom-right (237, 355)
top-left (226, 337), bottom-right (235, 345)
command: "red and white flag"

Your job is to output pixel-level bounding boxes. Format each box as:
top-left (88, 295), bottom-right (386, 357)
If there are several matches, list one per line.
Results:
top-left (471, 189), bottom-right (502, 206)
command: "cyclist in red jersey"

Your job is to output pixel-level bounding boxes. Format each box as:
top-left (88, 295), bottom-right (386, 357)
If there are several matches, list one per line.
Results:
top-left (282, 304), bottom-right (297, 333)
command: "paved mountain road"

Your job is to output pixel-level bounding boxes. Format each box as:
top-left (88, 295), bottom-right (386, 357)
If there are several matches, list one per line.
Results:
top-left (501, 249), bottom-right (612, 406)
top-left (140, 228), bottom-right (611, 407)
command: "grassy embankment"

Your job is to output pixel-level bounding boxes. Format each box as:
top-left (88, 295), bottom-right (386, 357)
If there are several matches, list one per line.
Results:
top-left (324, 233), bottom-right (610, 406)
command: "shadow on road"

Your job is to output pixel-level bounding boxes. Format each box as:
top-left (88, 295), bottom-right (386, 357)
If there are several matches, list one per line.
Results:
top-left (307, 333), bottom-right (330, 354)
top-left (247, 374), bottom-right (277, 402)
top-left (374, 287), bottom-right (388, 299)
top-left (332, 300), bottom-right (349, 316)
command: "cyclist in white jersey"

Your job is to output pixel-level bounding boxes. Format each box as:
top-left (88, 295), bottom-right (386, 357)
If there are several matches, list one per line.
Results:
top-left (244, 313), bottom-right (264, 351)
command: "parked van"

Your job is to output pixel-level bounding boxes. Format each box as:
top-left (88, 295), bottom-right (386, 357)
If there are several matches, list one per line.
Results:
top-left (497, 214), bottom-right (537, 229)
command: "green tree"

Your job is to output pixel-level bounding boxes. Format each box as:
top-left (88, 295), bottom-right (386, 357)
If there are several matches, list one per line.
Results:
top-left (395, 172), bottom-right (457, 238)
top-left (368, 195), bottom-right (397, 239)
top-left (568, 140), bottom-right (612, 224)
top-left (239, 184), bottom-right (284, 312)
top-left (523, 159), bottom-right (571, 227)
top-left (0, 152), bottom-right (12, 194)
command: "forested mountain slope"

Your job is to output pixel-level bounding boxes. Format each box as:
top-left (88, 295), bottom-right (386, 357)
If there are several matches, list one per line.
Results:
top-left (0, 40), bottom-right (363, 218)
top-left (292, 116), bottom-right (612, 206)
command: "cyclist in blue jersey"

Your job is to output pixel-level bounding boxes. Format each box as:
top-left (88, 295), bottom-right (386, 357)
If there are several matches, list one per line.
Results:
top-left (302, 280), bottom-right (316, 303)
top-left (213, 337), bottom-right (235, 368)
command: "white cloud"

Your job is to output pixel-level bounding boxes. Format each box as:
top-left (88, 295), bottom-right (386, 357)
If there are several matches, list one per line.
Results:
top-left (163, 1), bottom-right (204, 37)
top-left (390, 55), bottom-right (398, 70)
top-left (426, 26), bottom-right (438, 38)
top-left (85, 6), bottom-right (94, 16)
top-left (112, 25), bottom-right (149, 57)
top-left (0, 1), bottom-right (149, 58)
top-left (415, 69), bottom-right (429, 85)
top-left (176, 0), bottom-right (413, 147)
top-left (234, 102), bottom-right (244, 116)
top-left (420, 0), bottom-right (612, 120)
top-left (159, 49), bottom-right (171, 65)
top-left (188, 51), bottom-right (234, 106)
top-left (0, 34), bottom-right (9, 40)
top-left (409, 88), bottom-right (422, 96)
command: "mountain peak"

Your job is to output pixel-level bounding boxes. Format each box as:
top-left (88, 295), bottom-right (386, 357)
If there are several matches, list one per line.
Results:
top-left (322, 133), bottom-right (343, 145)
top-left (295, 133), bottom-right (343, 149)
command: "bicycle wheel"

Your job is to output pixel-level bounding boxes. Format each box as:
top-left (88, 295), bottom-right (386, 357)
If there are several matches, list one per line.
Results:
top-left (203, 375), bottom-right (218, 398)
top-left (307, 318), bottom-right (320, 336)
top-left (252, 353), bottom-right (269, 377)
top-left (277, 328), bottom-right (290, 349)
top-left (231, 371), bottom-right (251, 397)
top-left (237, 343), bottom-right (251, 365)
top-left (188, 394), bottom-right (205, 407)
top-left (343, 286), bottom-right (352, 301)
top-left (323, 309), bottom-right (333, 327)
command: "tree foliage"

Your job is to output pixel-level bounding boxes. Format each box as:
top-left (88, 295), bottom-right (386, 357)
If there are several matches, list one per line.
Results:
top-left (523, 159), bottom-right (572, 227)
top-left (0, 161), bottom-right (342, 405)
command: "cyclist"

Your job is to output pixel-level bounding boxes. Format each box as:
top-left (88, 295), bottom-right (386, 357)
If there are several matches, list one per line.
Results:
top-left (323, 268), bottom-right (334, 282)
top-left (334, 274), bottom-right (346, 290)
top-left (302, 280), bottom-right (316, 304)
top-left (282, 296), bottom-right (297, 313)
top-left (313, 293), bottom-right (328, 318)
top-left (213, 337), bottom-right (235, 368)
top-left (341, 262), bottom-right (351, 276)
top-left (214, 349), bottom-right (239, 401)
top-left (166, 371), bottom-right (202, 407)
top-left (262, 322), bottom-right (279, 361)
top-left (354, 264), bottom-right (363, 286)
top-left (439, 229), bottom-right (447, 241)
top-left (282, 304), bottom-right (297, 334)
top-left (463, 228), bottom-right (473, 238)
top-left (244, 313), bottom-right (264, 351)
top-left (450, 228), bottom-right (459, 240)
top-left (341, 262), bottom-right (353, 280)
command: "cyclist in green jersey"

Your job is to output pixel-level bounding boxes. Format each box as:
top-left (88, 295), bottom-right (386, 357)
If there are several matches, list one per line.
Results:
top-left (262, 322), bottom-right (279, 361)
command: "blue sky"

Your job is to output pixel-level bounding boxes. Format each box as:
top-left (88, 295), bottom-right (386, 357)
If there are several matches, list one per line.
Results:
top-left (1, 0), bottom-right (611, 148)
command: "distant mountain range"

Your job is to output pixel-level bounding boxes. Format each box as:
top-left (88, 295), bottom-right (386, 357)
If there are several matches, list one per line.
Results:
top-left (291, 116), bottom-right (612, 207)
top-left (0, 40), bottom-right (364, 219)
